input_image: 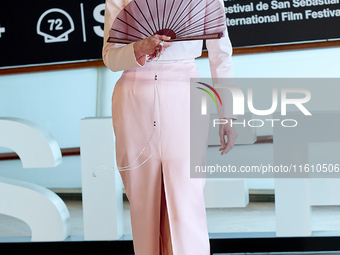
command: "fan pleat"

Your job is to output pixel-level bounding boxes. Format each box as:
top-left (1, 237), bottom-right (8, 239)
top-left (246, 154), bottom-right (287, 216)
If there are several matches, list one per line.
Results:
top-left (166, 0), bottom-right (185, 35)
top-left (164, 0), bottom-right (175, 30)
top-left (162, 0), bottom-right (167, 30)
top-left (123, 10), bottom-right (153, 37)
top-left (168, 0), bottom-right (194, 33)
top-left (116, 16), bottom-right (149, 37)
top-left (170, 0), bottom-right (204, 35)
top-left (156, 0), bottom-right (161, 31)
top-left (145, 0), bottom-right (158, 34)
top-left (176, 7), bottom-right (222, 36)
top-left (111, 28), bottom-right (144, 40)
top-left (134, 1), bottom-right (156, 35)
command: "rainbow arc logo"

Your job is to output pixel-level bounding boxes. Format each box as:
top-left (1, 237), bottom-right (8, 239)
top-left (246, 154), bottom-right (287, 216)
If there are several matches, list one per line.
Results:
top-left (196, 82), bottom-right (222, 115)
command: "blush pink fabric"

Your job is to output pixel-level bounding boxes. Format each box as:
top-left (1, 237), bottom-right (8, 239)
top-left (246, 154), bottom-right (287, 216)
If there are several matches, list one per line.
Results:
top-left (102, 0), bottom-right (234, 254)
top-left (112, 61), bottom-right (210, 254)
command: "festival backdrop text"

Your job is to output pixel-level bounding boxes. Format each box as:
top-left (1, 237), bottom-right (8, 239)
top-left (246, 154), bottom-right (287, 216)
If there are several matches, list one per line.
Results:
top-left (0, 0), bottom-right (339, 68)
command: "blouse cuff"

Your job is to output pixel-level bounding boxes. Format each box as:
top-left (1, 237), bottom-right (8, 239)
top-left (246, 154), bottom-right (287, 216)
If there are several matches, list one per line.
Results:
top-left (105, 42), bottom-right (146, 72)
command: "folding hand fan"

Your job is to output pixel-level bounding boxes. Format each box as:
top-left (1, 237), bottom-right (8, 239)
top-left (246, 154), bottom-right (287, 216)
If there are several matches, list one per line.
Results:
top-left (107, 0), bottom-right (227, 44)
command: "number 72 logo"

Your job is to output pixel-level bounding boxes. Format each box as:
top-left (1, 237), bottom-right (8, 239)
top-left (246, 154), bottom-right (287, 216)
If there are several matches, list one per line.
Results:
top-left (37, 8), bottom-right (75, 43)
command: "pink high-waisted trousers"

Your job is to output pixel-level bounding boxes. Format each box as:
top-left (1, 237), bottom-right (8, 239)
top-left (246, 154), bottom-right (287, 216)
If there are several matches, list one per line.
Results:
top-left (112, 60), bottom-right (210, 255)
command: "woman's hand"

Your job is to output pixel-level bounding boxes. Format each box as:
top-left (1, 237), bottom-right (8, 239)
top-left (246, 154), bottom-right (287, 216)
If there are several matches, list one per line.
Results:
top-left (133, 34), bottom-right (172, 65)
top-left (218, 118), bottom-right (238, 155)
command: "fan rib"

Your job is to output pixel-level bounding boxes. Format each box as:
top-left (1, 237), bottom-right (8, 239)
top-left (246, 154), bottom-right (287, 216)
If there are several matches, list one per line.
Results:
top-left (164, 0), bottom-right (176, 30)
top-left (168, 0), bottom-right (195, 33)
top-left (171, 0), bottom-right (217, 36)
top-left (175, 7), bottom-right (222, 36)
top-left (166, 0), bottom-right (185, 34)
top-left (162, 0), bottom-right (167, 30)
top-left (124, 10), bottom-right (153, 37)
top-left (170, 0), bottom-right (201, 33)
top-left (118, 14), bottom-right (150, 38)
top-left (169, 33), bottom-right (222, 41)
top-left (176, 23), bottom-right (225, 38)
top-left (134, 1), bottom-right (156, 35)
top-left (176, 15), bottom-right (224, 36)
top-left (156, 0), bottom-right (161, 31)
top-left (145, 0), bottom-right (158, 33)
top-left (111, 28), bottom-right (143, 40)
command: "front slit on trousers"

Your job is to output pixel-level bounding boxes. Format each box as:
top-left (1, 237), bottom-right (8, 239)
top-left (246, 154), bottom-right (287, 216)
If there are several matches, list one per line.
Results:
top-left (160, 164), bottom-right (173, 255)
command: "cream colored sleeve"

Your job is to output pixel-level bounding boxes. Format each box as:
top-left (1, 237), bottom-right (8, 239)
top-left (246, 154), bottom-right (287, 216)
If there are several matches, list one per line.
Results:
top-left (102, 0), bottom-right (146, 72)
top-left (205, 0), bottom-right (236, 120)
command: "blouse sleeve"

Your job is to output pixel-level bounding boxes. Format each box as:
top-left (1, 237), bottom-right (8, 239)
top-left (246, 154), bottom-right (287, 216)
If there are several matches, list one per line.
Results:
top-left (205, 0), bottom-right (236, 120)
top-left (102, 0), bottom-right (146, 72)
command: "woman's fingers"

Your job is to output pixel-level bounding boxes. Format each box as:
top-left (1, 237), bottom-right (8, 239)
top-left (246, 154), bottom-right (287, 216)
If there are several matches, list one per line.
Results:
top-left (218, 119), bottom-right (238, 155)
top-left (163, 41), bottom-right (172, 49)
top-left (153, 34), bottom-right (172, 49)
top-left (133, 34), bottom-right (173, 59)
top-left (154, 34), bottom-right (171, 41)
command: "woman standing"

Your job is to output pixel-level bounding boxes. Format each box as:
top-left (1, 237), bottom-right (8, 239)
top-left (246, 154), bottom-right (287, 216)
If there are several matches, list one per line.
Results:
top-left (102, 0), bottom-right (237, 254)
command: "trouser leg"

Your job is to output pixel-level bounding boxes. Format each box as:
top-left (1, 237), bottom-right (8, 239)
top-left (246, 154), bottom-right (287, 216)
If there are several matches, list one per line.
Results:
top-left (119, 158), bottom-right (162, 255)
